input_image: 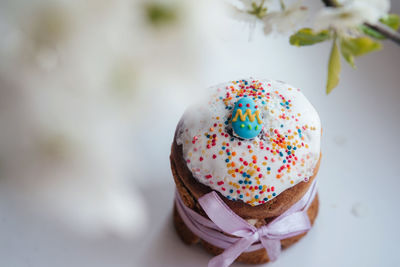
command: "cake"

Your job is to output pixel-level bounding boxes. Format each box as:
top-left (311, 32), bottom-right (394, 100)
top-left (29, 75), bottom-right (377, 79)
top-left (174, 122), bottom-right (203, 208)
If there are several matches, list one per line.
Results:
top-left (170, 78), bottom-right (321, 265)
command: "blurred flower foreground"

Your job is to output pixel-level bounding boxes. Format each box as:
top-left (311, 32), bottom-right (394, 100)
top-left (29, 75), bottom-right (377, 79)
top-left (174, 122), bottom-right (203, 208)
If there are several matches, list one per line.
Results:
top-left (0, 0), bottom-right (223, 236)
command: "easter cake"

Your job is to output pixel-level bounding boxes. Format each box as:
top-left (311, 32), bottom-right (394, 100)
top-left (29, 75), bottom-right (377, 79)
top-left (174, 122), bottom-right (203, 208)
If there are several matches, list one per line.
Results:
top-left (170, 78), bottom-right (321, 265)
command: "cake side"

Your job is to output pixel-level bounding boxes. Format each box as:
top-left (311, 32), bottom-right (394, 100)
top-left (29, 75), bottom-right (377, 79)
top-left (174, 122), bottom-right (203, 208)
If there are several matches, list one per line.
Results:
top-left (171, 137), bottom-right (321, 219)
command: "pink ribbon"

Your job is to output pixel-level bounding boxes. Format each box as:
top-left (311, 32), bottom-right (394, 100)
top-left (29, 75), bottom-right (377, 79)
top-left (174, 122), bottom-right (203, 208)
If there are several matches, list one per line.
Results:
top-left (175, 180), bottom-right (317, 267)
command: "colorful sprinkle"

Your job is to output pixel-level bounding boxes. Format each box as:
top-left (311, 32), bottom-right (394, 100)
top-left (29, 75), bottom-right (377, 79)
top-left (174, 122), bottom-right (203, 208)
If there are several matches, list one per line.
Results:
top-left (178, 79), bottom-right (320, 206)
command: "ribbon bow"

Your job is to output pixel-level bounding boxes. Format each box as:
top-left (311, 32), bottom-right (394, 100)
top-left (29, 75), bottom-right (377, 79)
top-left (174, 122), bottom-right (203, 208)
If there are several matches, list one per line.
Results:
top-left (175, 180), bottom-right (317, 267)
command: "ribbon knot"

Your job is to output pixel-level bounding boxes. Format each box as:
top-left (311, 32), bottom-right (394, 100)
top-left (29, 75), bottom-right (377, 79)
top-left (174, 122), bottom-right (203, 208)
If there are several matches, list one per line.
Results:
top-left (175, 180), bottom-right (317, 267)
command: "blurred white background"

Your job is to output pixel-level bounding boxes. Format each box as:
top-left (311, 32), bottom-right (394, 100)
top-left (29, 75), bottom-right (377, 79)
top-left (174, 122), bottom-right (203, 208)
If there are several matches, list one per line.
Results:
top-left (0, 0), bottom-right (399, 267)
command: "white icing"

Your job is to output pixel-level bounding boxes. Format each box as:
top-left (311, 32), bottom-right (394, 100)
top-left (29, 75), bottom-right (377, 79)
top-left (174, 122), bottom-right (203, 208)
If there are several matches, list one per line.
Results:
top-left (176, 78), bottom-right (321, 206)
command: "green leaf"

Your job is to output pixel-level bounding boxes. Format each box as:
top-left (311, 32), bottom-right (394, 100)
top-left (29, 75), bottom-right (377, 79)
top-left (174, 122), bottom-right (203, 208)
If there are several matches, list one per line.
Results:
top-left (289, 28), bottom-right (331, 46)
top-left (145, 3), bottom-right (177, 26)
top-left (326, 40), bottom-right (341, 94)
top-left (361, 14), bottom-right (400, 39)
top-left (248, 1), bottom-right (267, 19)
top-left (339, 36), bottom-right (382, 67)
top-left (380, 14), bottom-right (400, 30)
top-left (360, 25), bottom-right (385, 40)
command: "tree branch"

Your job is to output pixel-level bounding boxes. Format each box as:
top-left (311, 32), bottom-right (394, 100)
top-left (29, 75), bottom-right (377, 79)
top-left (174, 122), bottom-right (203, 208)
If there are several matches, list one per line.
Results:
top-left (322, 0), bottom-right (400, 46)
top-left (365, 22), bottom-right (400, 45)
top-left (321, 0), bottom-right (339, 7)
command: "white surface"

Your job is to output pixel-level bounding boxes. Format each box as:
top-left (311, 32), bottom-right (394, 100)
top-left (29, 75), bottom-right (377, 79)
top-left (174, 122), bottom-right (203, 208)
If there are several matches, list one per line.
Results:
top-left (1, 6), bottom-right (400, 267)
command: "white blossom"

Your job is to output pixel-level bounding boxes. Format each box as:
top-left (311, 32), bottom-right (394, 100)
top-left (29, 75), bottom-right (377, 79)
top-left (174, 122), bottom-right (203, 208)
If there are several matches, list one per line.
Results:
top-left (314, 0), bottom-right (391, 33)
top-left (228, 0), bottom-right (307, 36)
top-left (263, 0), bottom-right (308, 35)
top-left (227, 0), bottom-right (270, 32)
top-left (238, 0), bottom-right (271, 12)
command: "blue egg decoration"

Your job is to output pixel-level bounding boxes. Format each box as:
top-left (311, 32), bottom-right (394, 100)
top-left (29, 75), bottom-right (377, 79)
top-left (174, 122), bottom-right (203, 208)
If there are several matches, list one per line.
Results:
top-left (231, 97), bottom-right (263, 139)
